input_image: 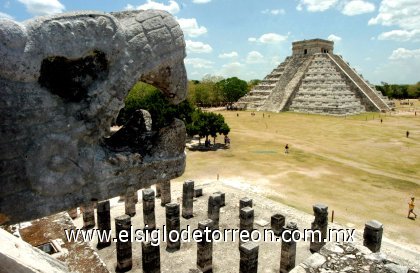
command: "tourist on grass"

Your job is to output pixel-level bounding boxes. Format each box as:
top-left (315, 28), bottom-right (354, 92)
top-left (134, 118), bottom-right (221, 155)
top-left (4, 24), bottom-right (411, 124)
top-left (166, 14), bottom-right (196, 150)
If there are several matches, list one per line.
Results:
top-left (284, 144), bottom-right (289, 154)
top-left (408, 197), bottom-right (417, 219)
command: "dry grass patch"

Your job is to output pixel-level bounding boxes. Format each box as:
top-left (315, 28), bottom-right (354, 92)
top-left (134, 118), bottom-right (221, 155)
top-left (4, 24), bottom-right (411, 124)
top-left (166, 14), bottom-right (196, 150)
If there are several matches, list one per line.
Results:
top-left (175, 110), bottom-right (420, 246)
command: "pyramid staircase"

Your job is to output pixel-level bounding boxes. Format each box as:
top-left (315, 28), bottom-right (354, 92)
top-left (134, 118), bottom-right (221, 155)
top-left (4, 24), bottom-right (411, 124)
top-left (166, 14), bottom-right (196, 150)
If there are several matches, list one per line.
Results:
top-left (235, 57), bottom-right (292, 110)
top-left (328, 54), bottom-right (391, 112)
top-left (235, 38), bottom-right (393, 115)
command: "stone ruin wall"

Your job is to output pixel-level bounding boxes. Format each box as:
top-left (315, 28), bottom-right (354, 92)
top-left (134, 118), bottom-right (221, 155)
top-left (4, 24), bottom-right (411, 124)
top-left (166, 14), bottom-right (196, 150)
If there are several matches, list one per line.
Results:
top-left (0, 10), bottom-right (188, 224)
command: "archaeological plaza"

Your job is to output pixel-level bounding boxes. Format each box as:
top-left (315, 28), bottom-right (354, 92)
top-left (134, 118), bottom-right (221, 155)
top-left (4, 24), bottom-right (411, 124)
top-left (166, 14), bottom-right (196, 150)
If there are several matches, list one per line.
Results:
top-left (0, 6), bottom-right (419, 273)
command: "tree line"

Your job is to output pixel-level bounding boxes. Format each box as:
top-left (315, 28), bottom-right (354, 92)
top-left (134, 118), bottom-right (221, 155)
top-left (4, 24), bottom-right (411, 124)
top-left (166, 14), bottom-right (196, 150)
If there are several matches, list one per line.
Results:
top-left (376, 82), bottom-right (420, 99)
top-left (187, 75), bottom-right (260, 108)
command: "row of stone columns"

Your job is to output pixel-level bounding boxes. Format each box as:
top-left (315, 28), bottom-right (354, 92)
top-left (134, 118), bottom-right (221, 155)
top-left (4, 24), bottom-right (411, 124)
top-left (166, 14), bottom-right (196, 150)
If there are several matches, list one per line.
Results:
top-left (74, 188), bottom-right (384, 273)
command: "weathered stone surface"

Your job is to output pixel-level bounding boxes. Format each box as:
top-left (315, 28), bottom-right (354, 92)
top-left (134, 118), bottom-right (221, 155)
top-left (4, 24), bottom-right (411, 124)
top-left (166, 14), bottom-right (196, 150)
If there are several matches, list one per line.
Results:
top-left (143, 188), bottom-right (156, 230)
top-left (239, 241), bottom-right (259, 273)
top-left (182, 180), bottom-right (194, 219)
top-left (197, 219), bottom-right (213, 273)
top-left (240, 207), bottom-right (254, 245)
top-left (160, 180), bottom-right (172, 207)
top-left (68, 208), bottom-right (78, 219)
top-left (115, 215), bottom-right (132, 272)
top-left (0, 10), bottom-right (187, 224)
top-left (165, 203), bottom-right (180, 252)
top-left (142, 241), bottom-right (161, 273)
top-left (271, 213), bottom-right (285, 236)
top-left (194, 188), bottom-right (203, 197)
top-left (363, 220), bottom-right (383, 253)
top-left (280, 222), bottom-right (298, 273)
top-left (125, 187), bottom-right (136, 217)
top-left (208, 193), bottom-right (221, 229)
top-left (292, 242), bottom-right (414, 273)
top-left (97, 200), bottom-right (111, 248)
top-left (310, 204), bottom-right (328, 253)
top-left (239, 197), bottom-right (252, 215)
top-left (213, 191), bottom-right (225, 207)
top-left (81, 203), bottom-right (95, 229)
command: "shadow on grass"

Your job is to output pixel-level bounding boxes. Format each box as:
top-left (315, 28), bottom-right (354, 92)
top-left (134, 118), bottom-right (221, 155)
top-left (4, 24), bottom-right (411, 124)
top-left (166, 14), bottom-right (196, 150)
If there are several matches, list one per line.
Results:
top-left (187, 143), bottom-right (230, 152)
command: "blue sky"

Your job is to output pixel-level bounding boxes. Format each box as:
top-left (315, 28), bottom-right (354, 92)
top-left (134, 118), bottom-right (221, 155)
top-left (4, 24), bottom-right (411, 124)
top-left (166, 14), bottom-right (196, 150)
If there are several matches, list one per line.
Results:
top-left (1, 0), bottom-right (419, 84)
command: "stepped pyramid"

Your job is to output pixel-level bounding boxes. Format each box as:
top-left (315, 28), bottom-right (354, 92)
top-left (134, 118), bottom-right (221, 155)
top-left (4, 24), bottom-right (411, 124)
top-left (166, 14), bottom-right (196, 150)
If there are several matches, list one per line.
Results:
top-left (236, 39), bottom-right (392, 115)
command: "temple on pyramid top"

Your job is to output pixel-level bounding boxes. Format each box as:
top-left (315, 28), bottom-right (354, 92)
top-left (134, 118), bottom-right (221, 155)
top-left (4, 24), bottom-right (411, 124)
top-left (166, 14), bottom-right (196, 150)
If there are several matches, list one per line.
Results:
top-left (236, 38), bottom-right (393, 115)
top-left (292, 39), bottom-right (334, 56)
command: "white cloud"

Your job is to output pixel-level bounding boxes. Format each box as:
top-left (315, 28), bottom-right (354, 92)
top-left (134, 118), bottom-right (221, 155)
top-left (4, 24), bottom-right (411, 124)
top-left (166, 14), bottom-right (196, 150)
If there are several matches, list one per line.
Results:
top-left (246, 51), bottom-right (264, 63)
top-left (249, 33), bottom-right (288, 44)
top-left (389, 48), bottom-right (420, 60)
top-left (221, 62), bottom-right (244, 76)
top-left (271, 56), bottom-right (282, 65)
top-left (125, 4), bottom-right (135, 10)
top-left (127, 0), bottom-right (180, 14)
top-left (378, 29), bottom-right (420, 42)
top-left (18, 0), bottom-right (65, 16)
top-left (341, 0), bottom-right (375, 16)
top-left (327, 34), bottom-right (342, 42)
top-left (261, 9), bottom-right (286, 15)
top-left (185, 58), bottom-right (214, 68)
top-left (177, 18), bottom-right (207, 37)
top-left (0, 11), bottom-right (13, 19)
top-left (219, 51), bottom-right (238, 58)
top-left (192, 0), bottom-right (211, 3)
top-left (369, 0), bottom-right (420, 41)
top-left (186, 40), bottom-right (213, 53)
top-left (297, 0), bottom-right (338, 12)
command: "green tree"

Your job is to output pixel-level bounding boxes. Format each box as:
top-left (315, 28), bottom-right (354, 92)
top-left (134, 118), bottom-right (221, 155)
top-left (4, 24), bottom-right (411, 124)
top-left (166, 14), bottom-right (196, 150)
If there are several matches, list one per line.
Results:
top-left (248, 79), bottom-right (261, 91)
top-left (117, 82), bottom-right (194, 130)
top-left (216, 77), bottom-right (248, 107)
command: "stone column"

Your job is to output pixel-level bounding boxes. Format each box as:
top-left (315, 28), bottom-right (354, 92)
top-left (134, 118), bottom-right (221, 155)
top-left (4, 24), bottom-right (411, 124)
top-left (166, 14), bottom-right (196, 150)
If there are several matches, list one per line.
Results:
top-left (182, 180), bottom-right (195, 219)
top-left (239, 241), bottom-right (259, 273)
top-left (81, 203), bottom-right (95, 229)
top-left (160, 180), bottom-right (171, 207)
top-left (194, 188), bottom-right (203, 198)
top-left (213, 191), bottom-right (225, 207)
top-left (143, 189), bottom-right (156, 230)
top-left (363, 220), bottom-right (383, 253)
top-left (271, 214), bottom-right (285, 236)
top-left (239, 197), bottom-right (252, 215)
top-left (240, 207), bottom-right (254, 245)
top-left (165, 203), bottom-right (180, 252)
top-left (142, 241), bottom-right (161, 273)
top-left (67, 208), bottom-right (78, 219)
top-left (125, 187), bottom-right (136, 217)
top-left (280, 222), bottom-right (298, 273)
top-left (155, 182), bottom-right (161, 198)
top-left (197, 219), bottom-right (213, 273)
top-left (309, 204), bottom-right (328, 253)
top-left (97, 201), bottom-right (111, 248)
top-left (115, 215), bottom-right (132, 272)
top-left (208, 193), bottom-right (221, 229)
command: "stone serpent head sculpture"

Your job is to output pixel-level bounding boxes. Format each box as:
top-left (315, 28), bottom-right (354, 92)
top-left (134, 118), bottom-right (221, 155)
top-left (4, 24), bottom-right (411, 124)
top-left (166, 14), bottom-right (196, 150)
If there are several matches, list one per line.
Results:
top-left (0, 10), bottom-right (187, 224)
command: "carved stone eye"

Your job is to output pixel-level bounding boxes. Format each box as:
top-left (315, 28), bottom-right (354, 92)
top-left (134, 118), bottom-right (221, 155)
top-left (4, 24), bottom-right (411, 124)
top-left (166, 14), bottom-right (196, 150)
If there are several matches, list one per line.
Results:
top-left (38, 50), bottom-right (108, 102)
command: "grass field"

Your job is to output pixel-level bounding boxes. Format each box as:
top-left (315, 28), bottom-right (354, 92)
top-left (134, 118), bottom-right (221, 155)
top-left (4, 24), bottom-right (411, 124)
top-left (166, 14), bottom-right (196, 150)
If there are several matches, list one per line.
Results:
top-left (174, 107), bottom-right (420, 247)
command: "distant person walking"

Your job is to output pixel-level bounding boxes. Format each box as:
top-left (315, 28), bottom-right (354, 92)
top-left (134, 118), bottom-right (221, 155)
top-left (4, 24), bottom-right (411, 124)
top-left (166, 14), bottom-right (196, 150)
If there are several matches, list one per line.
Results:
top-left (408, 197), bottom-right (417, 219)
top-left (380, 118), bottom-right (383, 123)
top-left (406, 131), bottom-right (410, 138)
top-left (284, 144), bottom-right (289, 154)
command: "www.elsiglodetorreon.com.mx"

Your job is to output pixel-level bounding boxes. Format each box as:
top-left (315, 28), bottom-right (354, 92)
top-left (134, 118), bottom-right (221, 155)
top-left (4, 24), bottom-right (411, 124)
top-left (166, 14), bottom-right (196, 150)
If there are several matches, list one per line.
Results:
top-left (65, 225), bottom-right (356, 246)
